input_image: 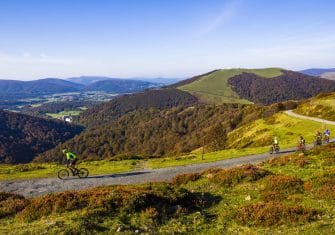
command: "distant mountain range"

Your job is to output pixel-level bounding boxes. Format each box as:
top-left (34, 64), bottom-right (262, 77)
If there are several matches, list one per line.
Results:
top-left (299, 68), bottom-right (335, 76)
top-left (0, 77), bottom-right (164, 99)
top-left (0, 78), bottom-right (84, 95)
top-left (67, 76), bottom-right (180, 86)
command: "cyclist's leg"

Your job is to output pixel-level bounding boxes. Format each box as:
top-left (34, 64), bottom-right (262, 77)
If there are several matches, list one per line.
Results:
top-left (71, 159), bottom-right (78, 173)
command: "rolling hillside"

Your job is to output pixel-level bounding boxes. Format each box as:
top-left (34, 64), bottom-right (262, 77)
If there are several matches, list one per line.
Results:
top-left (0, 110), bottom-right (83, 163)
top-left (35, 101), bottom-right (297, 162)
top-left (176, 68), bottom-right (335, 104)
top-left (295, 92), bottom-right (335, 121)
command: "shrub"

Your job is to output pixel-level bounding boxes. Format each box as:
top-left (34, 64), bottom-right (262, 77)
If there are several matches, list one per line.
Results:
top-left (0, 192), bottom-right (28, 218)
top-left (171, 173), bottom-right (201, 185)
top-left (267, 154), bottom-right (310, 168)
top-left (262, 175), bottom-right (304, 195)
top-left (17, 184), bottom-right (200, 222)
top-left (305, 169), bottom-right (335, 199)
top-left (209, 164), bottom-right (271, 186)
top-left (315, 185), bottom-right (335, 200)
top-left (236, 201), bottom-right (319, 226)
top-left (14, 164), bottom-right (46, 172)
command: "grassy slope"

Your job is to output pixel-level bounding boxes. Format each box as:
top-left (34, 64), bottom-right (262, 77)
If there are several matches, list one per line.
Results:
top-left (226, 112), bottom-right (335, 149)
top-left (1, 145), bottom-right (335, 234)
top-left (1, 111), bottom-right (333, 180)
top-left (178, 68), bottom-right (283, 104)
top-left (295, 93), bottom-right (335, 121)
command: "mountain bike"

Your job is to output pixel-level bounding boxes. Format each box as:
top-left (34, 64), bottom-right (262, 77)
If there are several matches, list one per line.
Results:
top-left (324, 135), bottom-right (330, 144)
top-left (314, 137), bottom-right (322, 147)
top-left (297, 143), bottom-right (306, 152)
top-left (269, 144), bottom-right (280, 154)
top-left (57, 165), bottom-right (89, 180)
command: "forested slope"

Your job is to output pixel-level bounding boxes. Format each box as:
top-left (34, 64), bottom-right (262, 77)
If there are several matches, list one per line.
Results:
top-left (228, 71), bottom-right (335, 104)
top-left (0, 110), bottom-right (83, 163)
top-left (36, 101), bottom-right (298, 162)
top-left (79, 88), bottom-right (199, 127)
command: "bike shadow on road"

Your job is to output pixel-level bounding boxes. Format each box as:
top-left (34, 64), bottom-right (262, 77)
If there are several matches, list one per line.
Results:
top-left (67, 171), bottom-right (152, 180)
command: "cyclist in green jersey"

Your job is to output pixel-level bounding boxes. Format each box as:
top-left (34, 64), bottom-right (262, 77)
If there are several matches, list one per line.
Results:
top-left (62, 149), bottom-right (78, 171)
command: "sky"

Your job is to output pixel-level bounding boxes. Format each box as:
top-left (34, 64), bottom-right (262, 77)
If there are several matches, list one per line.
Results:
top-left (0, 0), bottom-right (335, 80)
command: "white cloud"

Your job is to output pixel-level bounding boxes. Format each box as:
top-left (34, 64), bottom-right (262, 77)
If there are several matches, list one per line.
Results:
top-left (199, 0), bottom-right (242, 35)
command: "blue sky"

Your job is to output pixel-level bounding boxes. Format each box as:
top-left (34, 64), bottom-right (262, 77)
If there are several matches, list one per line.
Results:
top-left (0, 0), bottom-right (334, 80)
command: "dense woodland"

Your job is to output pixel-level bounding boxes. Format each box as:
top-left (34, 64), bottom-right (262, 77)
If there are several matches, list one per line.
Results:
top-left (229, 71), bottom-right (335, 104)
top-left (79, 88), bottom-right (199, 127)
top-left (0, 110), bottom-right (83, 163)
top-left (36, 101), bottom-right (298, 162)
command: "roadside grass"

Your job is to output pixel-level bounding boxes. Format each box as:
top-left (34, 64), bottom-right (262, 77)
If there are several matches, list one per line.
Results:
top-left (295, 92), bottom-right (335, 121)
top-left (178, 68), bottom-right (283, 104)
top-left (0, 160), bottom-right (136, 181)
top-left (147, 146), bottom-right (269, 169)
top-left (1, 145), bottom-right (335, 234)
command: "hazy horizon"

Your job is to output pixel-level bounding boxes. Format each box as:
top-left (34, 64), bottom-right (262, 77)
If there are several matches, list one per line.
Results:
top-left (1, 0), bottom-right (335, 80)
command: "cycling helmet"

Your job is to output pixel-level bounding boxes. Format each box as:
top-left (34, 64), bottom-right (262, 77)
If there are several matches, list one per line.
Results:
top-left (62, 149), bottom-right (68, 154)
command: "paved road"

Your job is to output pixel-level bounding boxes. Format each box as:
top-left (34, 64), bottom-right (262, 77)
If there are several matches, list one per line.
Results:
top-left (1, 110), bottom-right (333, 198)
top-left (1, 149), bottom-right (295, 198)
top-left (284, 110), bottom-right (335, 125)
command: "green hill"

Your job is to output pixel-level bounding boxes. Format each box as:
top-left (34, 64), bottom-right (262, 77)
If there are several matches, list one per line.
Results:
top-left (178, 68), bottom-right (283, 104)
top-left (177, 68), bottom-right (335, 105)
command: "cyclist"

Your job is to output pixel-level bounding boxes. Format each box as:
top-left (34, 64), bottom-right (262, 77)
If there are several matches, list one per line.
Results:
top-left (271, 136), bottom-right (280, 153)
top-left (62, 149), bottom-right (78, 172)
top-left (315, 131), bottom-right (322, 145)
top-left (273, 137), bottom-right (279, 147)
top-left (298, 136), bottom-right (306, 150)
top-left (299, 136), bottom-right (305, 145)
top-left (324, 128), bottom-right (330, 143)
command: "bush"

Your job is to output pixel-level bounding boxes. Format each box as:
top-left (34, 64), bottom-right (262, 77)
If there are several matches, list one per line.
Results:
top-left (262, 175), bottom-right (304, 195)
top-left (267, 154), bottom-right (310, 168)
top-left (209, 164), bottom-right (271, 186)
top-left (0, 192), bottom-right (28, 218)
top-left (305, 169), bottom-right (335, 199)
top-left (14, 164), bottom-right (46, 172)
top-left (17, 184), bottom-right (200, 222)
top-left (171, 173), bottom-right (201, 185)
top-left (236, 201), bottom-right (319, 226)
top-left (315, 185), bottom-right (335, 200)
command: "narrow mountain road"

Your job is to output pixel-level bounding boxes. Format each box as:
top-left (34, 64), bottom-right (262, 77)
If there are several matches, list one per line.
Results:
top-left (1, 110), bottom-right (334, 198)
top-left (284, 110), bottom-right (335, 125)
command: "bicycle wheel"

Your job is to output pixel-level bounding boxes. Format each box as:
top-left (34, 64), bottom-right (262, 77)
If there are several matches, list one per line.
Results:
top-left (78, 168), bottom-right (89, 178)
top-left (58, 169), bottom-right (69, 180)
